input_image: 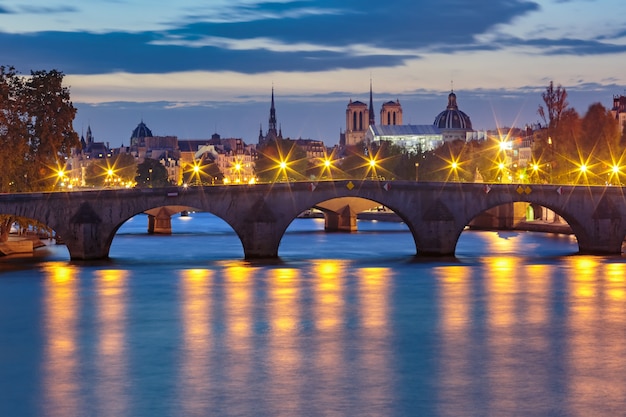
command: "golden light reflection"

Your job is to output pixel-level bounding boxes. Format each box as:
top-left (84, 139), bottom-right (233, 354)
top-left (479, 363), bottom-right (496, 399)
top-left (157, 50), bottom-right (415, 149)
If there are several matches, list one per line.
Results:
top-left (42, 263), bottom-right (80, 417)
top-left (484, 257), bottom-right (517, 328)
top-left (605, 263), bottom-right (626, 302)
top-left (357, 267), bottom-right (391, 330)
top-left (436, 266), bottom-right (470, 331)
top-left (565, 256), bottom-right (605, 415)
top-left (224, 264), bottom-right (254, 338)
top-left (267, 267), bottom-right (303, 414)
top-left (269, 268), bottom-right (299, 332)
top-left (179, 268), bottom-right (213, 417)
top-left (484, 256), bottom-right (519, 411)
top-left (524, 264), bottom-right (550, 326)
top-left (435, 265), bottom-right (471, 415)
top-left (313, 261), bottom-right (344, 331)
top-left (310, 260), bottom-right (347, 414)
top-left (482, 231), bottom-right (517, 254)
top-left (356, 266), bottom-right (392, 410)
top-left (94, 269), bottom-right (128, 417)
top-left (222, 263), bottom-right (255, 415)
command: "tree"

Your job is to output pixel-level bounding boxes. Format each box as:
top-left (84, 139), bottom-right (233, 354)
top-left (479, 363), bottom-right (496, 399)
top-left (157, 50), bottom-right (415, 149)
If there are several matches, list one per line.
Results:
top-left (255, 138), bottom-right (308, 182)
top-left (135, 158), bottom-right (170, 188)
top-left (579, 103), bottom-right (620, 183)
top-left (0, 67), bottom-right (79, 242)
top-left (0, 66), bottom-right (30, 193)
top-left (538, 81), bottom-right (569, 132)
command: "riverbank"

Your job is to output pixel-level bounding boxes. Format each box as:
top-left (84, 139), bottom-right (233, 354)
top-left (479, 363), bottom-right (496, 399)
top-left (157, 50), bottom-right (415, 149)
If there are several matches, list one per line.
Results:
top-left (0, 235), bottom-right (49, 256)
top-left (308, 210), bottom-right (574, 234)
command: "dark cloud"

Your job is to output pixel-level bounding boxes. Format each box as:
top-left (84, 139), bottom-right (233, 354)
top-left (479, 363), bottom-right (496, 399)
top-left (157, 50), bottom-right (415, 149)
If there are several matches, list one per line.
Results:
top-left (2, 0), bottom-right (622, 75)
top-left (17, 5), bottom-right (79, 14)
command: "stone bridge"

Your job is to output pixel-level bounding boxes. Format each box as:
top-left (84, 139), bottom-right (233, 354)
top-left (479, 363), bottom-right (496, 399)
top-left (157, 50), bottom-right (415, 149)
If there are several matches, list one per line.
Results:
top-left (1, 180), bottom-right (625, 260)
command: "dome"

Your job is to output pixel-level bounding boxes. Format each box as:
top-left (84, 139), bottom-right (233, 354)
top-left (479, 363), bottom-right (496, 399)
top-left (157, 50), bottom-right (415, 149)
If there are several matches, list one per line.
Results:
top-left (433, 91), bottom-right (472, 130)
top-left (131, 121), bottom-right (153, 140)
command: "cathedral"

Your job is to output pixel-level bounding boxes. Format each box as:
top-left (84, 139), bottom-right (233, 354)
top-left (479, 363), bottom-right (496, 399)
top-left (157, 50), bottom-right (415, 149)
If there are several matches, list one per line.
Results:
top-left (344, 83), bottom-right (476, 150)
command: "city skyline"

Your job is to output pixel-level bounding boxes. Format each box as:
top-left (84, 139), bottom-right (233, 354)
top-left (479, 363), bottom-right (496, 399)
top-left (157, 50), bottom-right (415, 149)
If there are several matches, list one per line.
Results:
top-left (2, 0), bottom-right (626, 146)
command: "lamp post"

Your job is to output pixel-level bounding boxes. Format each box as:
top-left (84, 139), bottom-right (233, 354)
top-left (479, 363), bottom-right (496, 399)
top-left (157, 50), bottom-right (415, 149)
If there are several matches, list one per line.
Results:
top-left (415, 162), bottom-right (419, 182)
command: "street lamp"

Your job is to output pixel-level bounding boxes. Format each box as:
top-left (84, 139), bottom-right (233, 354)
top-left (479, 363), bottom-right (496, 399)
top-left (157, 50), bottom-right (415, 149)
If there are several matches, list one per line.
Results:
top-left (531, 163), bottom-right (539, 183)
top-left (415, 162), bottom-right (419, 182)
top-left (234, 162), bottom-right (242, 183)
top-left (278, 160), bottom-right (288, 182)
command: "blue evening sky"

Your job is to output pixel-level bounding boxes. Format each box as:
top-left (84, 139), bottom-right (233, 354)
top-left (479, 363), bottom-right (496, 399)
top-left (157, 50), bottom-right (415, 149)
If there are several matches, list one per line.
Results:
top-left (1, 0), bottom-right (625, 146)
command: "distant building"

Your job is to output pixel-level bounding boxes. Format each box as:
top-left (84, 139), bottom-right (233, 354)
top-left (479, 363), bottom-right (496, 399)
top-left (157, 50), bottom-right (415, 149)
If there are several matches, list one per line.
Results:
top-left (192, 134), bottom-right (257, 184)
top-left (258, 87), bottom-right (283, 145)
top-left (433, 90), bottom-right (474, 142)
top-left (380, 100), bottom-right (403, 126)
top-left (343, 82), bottom-right (376, 146)
top-left (611, 94), bottom-right (626, 132)
top-left (366, 124), bottom-right (443, 153)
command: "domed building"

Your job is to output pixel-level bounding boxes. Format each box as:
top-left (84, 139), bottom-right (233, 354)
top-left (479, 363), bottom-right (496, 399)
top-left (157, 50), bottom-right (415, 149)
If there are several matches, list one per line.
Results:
top-left (433, 90), bottom-right (473, 142)
top-left (130, 120), bottom-right (153, 148)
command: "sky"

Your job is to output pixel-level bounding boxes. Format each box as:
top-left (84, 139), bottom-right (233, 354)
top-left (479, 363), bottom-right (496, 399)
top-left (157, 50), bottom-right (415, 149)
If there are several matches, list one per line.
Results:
top-left (1, 0), bottom-right (626, 147)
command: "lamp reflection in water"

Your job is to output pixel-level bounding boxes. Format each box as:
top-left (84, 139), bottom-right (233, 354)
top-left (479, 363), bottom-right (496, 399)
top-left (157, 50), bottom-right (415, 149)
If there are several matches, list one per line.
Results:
top-left (311, 260), bottom-right (346, 413)
top-left (356, 266), bottom-right (392, 410)
top-left (564, 257), bottom-right (626, 416)
top-left (267, 267), bottom-right (303, 415)
top-left (42, 263), bottom-right (80, 417)
top-left (434, 265), bottom-right (472, 415)
top-left (223, 263), bottom-right (255, 415)
top-left (94, 269), bottom-right (129, 417)
top-left (178, 269), bottom-right (213, 417)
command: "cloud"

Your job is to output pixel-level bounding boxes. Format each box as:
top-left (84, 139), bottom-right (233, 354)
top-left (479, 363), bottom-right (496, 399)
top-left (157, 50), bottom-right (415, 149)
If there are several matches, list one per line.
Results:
top-left (16, 5), bottom-right (79, 14)
top-left (1, 0), bottom-right (544, 75)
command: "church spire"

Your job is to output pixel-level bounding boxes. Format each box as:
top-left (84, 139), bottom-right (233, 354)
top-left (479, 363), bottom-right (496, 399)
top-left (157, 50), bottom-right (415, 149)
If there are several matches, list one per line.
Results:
top-left (268, 86), bottom-right (277, 135)
top-left (368, 79), bottom-right (376, 126)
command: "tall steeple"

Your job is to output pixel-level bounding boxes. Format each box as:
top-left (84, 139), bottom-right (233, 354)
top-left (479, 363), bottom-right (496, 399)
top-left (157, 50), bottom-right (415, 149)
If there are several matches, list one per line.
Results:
top-left (268, 86), bottom-right (278, 136)
top-left (259, 86), bottom-right (281, 145)
top-left (368, 79), bottom-right (376, 127)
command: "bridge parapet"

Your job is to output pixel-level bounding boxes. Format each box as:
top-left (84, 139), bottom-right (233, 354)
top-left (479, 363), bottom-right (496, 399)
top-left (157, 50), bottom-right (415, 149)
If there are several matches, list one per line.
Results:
top-left (1, 181), bottom-right (625, 260)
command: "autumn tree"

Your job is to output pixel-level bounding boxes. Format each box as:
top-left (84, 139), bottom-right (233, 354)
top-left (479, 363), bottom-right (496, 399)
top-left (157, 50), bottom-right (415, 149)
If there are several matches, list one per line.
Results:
top-left (0, 66), bottom-right (79, 241)
top-left (0, 66), bottom-right (29, 193)
top-left (579, 103), bottom-right (620, 183)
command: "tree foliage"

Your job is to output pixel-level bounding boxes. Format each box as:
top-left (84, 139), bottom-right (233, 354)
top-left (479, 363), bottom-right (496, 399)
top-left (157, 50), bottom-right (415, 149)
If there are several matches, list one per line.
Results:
top-left (255, 138), bottom-right (308, 182)
top-left (0, 66), bottom-right (79, 241)
top-left (135, 158), bottom-right (170, 188)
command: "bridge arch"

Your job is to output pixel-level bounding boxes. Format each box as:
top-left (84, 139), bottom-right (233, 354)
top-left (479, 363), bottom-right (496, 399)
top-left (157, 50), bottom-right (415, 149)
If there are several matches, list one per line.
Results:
top-left (106, 202), bottom-right (245, 260)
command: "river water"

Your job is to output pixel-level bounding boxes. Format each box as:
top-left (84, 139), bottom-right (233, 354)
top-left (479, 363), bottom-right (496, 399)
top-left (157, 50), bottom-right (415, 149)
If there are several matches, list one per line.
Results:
top-left (1, 213), bottom-right (626, 417)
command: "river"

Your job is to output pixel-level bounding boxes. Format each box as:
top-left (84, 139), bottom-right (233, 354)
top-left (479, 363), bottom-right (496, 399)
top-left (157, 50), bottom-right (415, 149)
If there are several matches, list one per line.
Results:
top-left (1, 212), bottom-right (625, 416)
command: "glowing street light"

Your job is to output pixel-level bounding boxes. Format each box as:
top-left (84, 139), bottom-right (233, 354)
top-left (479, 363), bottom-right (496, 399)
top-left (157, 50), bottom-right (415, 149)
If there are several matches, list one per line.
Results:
top-left (234, 162), bottom-right (242, 183)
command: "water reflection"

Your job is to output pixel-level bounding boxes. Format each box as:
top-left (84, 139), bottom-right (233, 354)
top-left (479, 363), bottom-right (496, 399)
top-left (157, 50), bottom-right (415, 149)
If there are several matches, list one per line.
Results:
top-left (178, 269), bottom-right (213, 416)
top-left (311, 260), bottom-right (346, 416)
top-left (356, 266), bottom-right (392, 412)
top-left (267, 267), bottom-right (303, 416)
top-left (565, 257), bottom-right (626, 416)
top-left (435, 265), bottom-right (472, 416)
top-left (222, 263), bottom-right (255, 415)
top-left (42, 263), bottom-right (80, 417)
top-left (94, 269), bottom-right (129, 417)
